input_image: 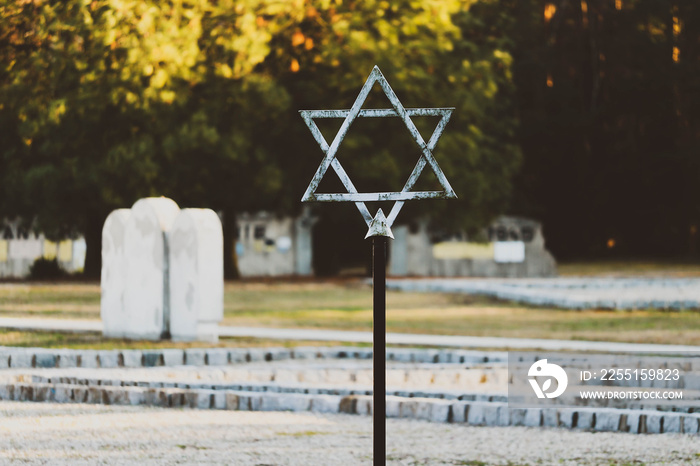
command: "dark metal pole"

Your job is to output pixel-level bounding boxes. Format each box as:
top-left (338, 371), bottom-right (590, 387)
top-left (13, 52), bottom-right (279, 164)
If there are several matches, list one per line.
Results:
top-left (372, 236), bottom-right (387, 466)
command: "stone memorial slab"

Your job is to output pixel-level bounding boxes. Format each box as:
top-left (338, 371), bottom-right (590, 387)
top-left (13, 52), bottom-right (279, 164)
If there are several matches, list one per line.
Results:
top-left (8, 239), bottom-right (42, 259)
top-left (168, 209), bottom-right (223, 342)
top-left (101, 209), bottom-right (131, 338)
top-left (494, 241), bottom-right (526, 263)
top-left (123, 197), bottom-right (180, 340)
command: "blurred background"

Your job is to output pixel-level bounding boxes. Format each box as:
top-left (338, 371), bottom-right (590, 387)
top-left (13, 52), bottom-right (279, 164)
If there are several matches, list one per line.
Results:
top-left (1, 0), bottom-right (698, 279)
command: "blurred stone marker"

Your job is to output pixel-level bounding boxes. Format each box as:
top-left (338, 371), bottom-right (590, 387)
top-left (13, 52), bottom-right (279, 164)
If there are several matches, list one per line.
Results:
top-left (169, 209), bottom-right (223, 342)
top-left (101, 209), bottom-right (131, 338)
top-left (123, 197), bottom-right (180, 340)
top-left (389, 216), bottom-right (556, 277)
top-left (493, 241), bottom-right (525, 263)
top-left (8, 239), bottom-right (42, 259)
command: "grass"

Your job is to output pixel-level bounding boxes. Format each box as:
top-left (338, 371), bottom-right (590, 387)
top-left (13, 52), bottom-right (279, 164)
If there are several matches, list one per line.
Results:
top-left (0, 329), bottom-right (372, 350)
top-left (1, 272), bottom-right (700, 348)
top-left (558, 260), bottom-right (700, 277)
top-left (0, 283), bottom-right (100, 320)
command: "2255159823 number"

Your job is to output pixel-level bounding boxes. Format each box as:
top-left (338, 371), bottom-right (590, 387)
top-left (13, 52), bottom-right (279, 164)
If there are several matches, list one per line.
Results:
top-left (599, 368), bottom-right (680, 381)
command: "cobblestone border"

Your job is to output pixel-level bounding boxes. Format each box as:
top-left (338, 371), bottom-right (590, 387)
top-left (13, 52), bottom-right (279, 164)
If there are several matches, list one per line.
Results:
top-left (13, 374), bottom-right (509, 403)
top-left (2, 345), bottom-right (698, 434)
top-left (1, 382), bottom-right (698, 434)
top-left (386, 278), bottom-right (700, 310)
top-left (0, 346), bottom-right (507, 369)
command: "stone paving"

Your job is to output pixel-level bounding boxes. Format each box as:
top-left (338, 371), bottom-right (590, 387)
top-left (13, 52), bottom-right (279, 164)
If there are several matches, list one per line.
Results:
top-left (3, 316), bottom-right (700, 353)
top-left (2, 345), bottom-right (699, 435)
top-left (387, 277), bottom-right (700, 309)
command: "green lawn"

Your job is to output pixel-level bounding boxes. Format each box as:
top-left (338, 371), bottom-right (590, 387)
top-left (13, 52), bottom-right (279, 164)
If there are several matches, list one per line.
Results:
top-left (558, 260), bottom-right (700, 277)
top-left (0, 329), bottom-right (367, 350)
top-left (1, 275), bottom-right (700, 348)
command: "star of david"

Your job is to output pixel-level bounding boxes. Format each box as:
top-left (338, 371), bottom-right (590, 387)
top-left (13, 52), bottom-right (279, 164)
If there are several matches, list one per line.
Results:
top-left (300, 66), bottom-right (456, 238)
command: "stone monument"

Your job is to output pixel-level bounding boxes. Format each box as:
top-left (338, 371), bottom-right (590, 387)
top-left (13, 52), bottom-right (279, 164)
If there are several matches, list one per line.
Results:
top-left (101, 197), bottom-right (224, 341)
top-left (169, 209), bottom-right (223, 342)
top-left (389, 216), bottom-right (557, 277)
top-left (100, 209), bottom-right (131, 337)
top-left (122, 197), bottom-right (180, 339)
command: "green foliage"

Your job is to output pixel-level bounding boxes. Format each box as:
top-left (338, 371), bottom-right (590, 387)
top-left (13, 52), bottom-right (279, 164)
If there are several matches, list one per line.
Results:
top-left (0, 0), bottom-right (521, 276)
top-left (28, 258), bottom-right (66, 281)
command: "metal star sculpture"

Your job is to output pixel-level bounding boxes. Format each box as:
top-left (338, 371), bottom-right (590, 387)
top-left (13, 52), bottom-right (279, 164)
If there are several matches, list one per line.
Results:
top-left (300, 66), bottom-right (456, 238)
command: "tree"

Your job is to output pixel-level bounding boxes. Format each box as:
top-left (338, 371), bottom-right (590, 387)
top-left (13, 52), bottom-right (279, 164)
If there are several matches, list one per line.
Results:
top-left (507, 0), bottom-right (700, 259)
top-left (251, 0), bottom-right (522, 272)
top-left (0, 0), bottom-right (302, 277)
top-left (1, 0), bottom-right (522, 277)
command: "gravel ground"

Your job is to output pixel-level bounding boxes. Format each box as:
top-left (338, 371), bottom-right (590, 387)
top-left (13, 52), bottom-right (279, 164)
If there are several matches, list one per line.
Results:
top-left (1, 401), bottom-right (698, 465)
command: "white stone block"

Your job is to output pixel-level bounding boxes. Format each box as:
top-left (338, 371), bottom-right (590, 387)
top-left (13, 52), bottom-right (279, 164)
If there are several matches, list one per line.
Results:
top-left (646, 413), bottom-right (663, 433)
top-left (121, 350), bottom-right (143, 368)
top-left (225, 392), bottom-right (240, 410)
top-left (237, 393), bottom-right (262, 411)
top-left (80, 351), bottom-right (99, 368)
top-left (429, 400), bottom-right (452, 423)
top-left (168, 390), bottom-right (185, 408)
top-left (622, 411), bottom-right (642, 433)
top-left (356, 397), bottom-right (373, 416)
top-left (162, 349), bottom-right (184, 366)
top-left (496, 405), bottom-right (511, 426)
top-left (509, 407), bottom-right (527, 426)
top-left (87, 387), bottom-right (104, 404)
top-left (212, 391), bottom-right (226, 410)
top-left (186, 390), bottom-right (214, 409)
top-left (184, 349), bottom-right (206, 366)
top-left (73, 387), bottom-right (88, 403)
top-left (268, 348), bottom-right (292, 361)
top-left (247, 349), bottom-right (265, 362)
top-left (494, 241), bottom-right (525, 263)
top-left (169, 209), bottom-right (223, 342)
top-left (56, 351), bottom-right (78, 368)
top-left (542, 409), bottom-right (558, 427)
top-left (123, 197), bottom-right (180, 340)
top-left (205, 349), bottom-right (229, 366)
top-left (127, 388), bottom-right (145, 406)
top-left (0, 384), bottom-right (14, 400)
top-left (451, 402), bottom-right (469, 423)
top-left (663, 413), bottom-right (682, 433)
top-left (10, 351), bottom-right (33, 368)
top-left (98, 351), bottom-right (119, 368)
top-left (228, 349), bottom-right (247, 363)
top-left (54, 386), bottom-right (72, 403)
top-left (101, 209), bottom-right (131, 338)
top-left (558, 409), bottom-right (576, 429)
top-left (398, 400), bottom-right (419, 418)
top-left (467, 402), bottom-right (487, 426)
top-left (34, 385), bottom-right (53, 402)
top-left (311, 395), bottom-right (341, 413)
top-left (682, 415), bottom-right (699, 434)
top-left (0, 352), bottom-right (9, 369)
top-left (34, 351), bottom-right (57, 368)
top-left (576, 410), bottom-right (595, 429)
top-left (525, 408), bottom-right (543, 427)
top-left (594, 409), bottom-right (621, 432)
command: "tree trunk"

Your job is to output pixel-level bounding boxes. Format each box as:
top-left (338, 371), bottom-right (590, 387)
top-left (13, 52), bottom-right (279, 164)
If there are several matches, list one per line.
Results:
top-left (222, 207), bottom-right (240, 279)
top-left (82, 216), bottom-right (103, 280)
